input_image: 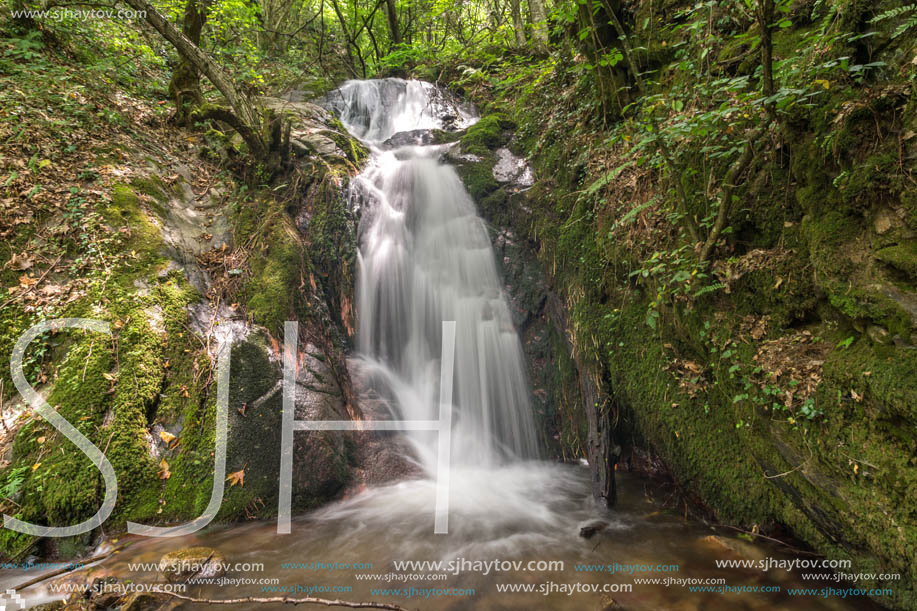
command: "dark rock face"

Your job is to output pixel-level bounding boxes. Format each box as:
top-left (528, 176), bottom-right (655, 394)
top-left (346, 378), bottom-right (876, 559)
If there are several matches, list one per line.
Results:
top-left (221, 333), bottom-right (353, 517)
top-left (491, 228), bottom-right (558, 454)
top-left (346, 361), bottom-right (423, 487)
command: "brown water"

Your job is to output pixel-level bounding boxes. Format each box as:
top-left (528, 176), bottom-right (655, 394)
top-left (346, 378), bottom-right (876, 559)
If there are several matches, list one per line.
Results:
top-left (8, 469), bottom-right (881, 611)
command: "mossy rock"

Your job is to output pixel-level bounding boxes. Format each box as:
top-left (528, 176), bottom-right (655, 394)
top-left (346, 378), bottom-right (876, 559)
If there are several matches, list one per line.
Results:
top-left (875, 241), bottom-right (917, 279)
top-left (460, 113), bottom-right (514, 157)
top-left (159, 546), bottom-right (226, 582)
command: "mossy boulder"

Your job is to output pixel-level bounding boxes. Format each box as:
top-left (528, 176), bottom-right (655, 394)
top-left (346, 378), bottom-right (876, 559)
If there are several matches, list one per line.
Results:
top-left (215, 331), bottom-right (353, 521)
top-left (159, 546), bottom-right (226, 582)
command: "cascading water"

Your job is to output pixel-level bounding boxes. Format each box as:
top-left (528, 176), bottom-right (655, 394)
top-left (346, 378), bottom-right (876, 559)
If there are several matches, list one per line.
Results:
top-left (332, 79), bottom-right (539, 470)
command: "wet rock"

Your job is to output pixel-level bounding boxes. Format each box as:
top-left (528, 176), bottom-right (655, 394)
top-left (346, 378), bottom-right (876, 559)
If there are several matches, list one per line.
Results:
top-left (221, 332), bottom-right (353, 516)
top-left (120, 591), bottom-right (175, 611)
top-left (261, 97), bottom-right (361, 162)
top-left (492, 148), bottom-right (534, 189)
top-left (579, 520), bottom-right (609, 539)
top-left (347, 360), bottom-right (424, 487)
top-left (159, 546), bottom-right (226, 582)
top-left (383, 129), bottom-right (438, 148)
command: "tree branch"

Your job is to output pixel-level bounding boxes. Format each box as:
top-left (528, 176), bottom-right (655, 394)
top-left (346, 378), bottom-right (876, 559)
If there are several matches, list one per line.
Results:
top-left (150, 590), bottom-right (411, 610)
top-left (119, 0), bottom-right (267, 158)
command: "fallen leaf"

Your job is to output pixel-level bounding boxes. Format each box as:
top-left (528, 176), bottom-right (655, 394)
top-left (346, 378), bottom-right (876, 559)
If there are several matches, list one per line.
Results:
top-left (226, 467), bottom-right (245, 488)
top-left (37, 436), bottom-right (46, 444)
top-left (159, 431), bottom-right (176, 444)
top-left (10, 253), bottom-right (33, 270)
top-left (32, 462), bottom-right (41, 471)
top-left (158, 458), bottom-right (171, 480)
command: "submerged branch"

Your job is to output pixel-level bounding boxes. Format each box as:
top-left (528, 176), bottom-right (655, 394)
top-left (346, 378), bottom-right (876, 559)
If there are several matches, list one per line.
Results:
top-left (151, 590), bottom-right (411, 610)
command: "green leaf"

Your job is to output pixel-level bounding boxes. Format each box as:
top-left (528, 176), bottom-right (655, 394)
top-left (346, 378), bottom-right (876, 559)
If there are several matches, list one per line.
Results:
top-left (585, 160), bottom-right (634, 196)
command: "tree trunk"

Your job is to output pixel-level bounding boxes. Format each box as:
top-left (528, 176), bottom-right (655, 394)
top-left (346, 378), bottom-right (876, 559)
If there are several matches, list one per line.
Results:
top-left (121, 0), bottom-right (269, 159)
top-left (168, 0), bottom-right (208, 125)
top-left (384, 0), bottom-right (402, 47)
top-left (527, 0), bottom-right (548, 46)
top-left (510, 0), bottom-right (526, 46)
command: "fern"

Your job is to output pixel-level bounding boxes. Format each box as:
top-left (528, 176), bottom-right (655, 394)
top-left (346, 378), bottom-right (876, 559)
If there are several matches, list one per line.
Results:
top-left (1, 466), bottom-right (29, 499)
top-left (870, 4), bottom-right (917, 40)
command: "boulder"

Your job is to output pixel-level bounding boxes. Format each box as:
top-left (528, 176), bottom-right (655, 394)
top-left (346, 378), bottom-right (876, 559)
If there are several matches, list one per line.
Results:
top-left (158, 546), bottom-right (226, 582)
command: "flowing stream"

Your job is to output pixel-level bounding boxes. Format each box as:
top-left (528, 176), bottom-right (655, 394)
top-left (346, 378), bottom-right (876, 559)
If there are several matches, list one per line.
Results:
top-left (7, 80), bottom-right (878, 611)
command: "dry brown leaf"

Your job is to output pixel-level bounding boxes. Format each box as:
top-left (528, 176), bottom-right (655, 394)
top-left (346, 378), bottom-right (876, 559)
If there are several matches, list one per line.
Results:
top-left (226, 467), bottom-right (245, 488)
top-left (159, 431), bottom-right (176, 444)
top-left (158, 458), bottom-right (171, 480)
top-left (10, 253), bottom-right (33, 270)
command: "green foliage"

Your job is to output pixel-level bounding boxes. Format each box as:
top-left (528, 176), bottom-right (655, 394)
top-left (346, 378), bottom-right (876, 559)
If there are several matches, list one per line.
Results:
top-left (870, 4), bottom-right (917, 40)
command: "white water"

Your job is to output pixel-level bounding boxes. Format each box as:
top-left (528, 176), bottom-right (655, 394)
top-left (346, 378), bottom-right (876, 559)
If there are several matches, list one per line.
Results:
top-left (339, 79), bottom-right (539, 469)
top-left (311, 78), bottom-right (585, 552)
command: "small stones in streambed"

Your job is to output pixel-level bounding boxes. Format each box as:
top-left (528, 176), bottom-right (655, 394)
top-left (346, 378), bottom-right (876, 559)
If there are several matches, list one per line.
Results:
top-left (579, 520), bottom-right (610, 539)
top-left (158, 546), bottom-right (226, 583)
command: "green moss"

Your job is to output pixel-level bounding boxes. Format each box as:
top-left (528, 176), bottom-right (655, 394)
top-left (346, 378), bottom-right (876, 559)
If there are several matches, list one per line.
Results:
top-left (105, 184), bottom-right (165, 275)
top-left (244, 217), bottom-right (303, 336)
top-left (460, 113), bottom-right (514, 157)
top-left (130, 175), bottom-right (172, 203)
top-left (456, 160), bottom-right (500, 204)
top-left (875, 241), bottom-right (917, 278)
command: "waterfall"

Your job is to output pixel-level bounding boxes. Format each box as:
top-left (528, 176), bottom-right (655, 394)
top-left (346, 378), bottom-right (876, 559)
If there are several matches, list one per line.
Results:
top-left (328, 78), bottom-right (539, 470)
